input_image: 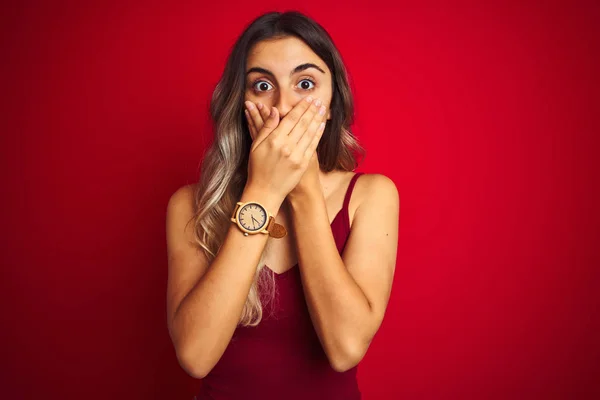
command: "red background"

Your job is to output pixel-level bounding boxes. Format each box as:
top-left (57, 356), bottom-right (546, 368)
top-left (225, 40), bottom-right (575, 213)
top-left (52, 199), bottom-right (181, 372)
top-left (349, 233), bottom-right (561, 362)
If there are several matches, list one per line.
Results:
top-left (2, 1), bottom-right (598, 399)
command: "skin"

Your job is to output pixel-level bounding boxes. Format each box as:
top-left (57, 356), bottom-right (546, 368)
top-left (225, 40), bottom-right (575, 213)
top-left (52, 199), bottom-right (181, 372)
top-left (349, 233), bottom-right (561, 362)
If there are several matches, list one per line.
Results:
top-left (243, 36), bottom-right (400, 371)
top-left (244, 36), bottom-right (333, 202)
top-left (165, 35), bottom-right (399, 379)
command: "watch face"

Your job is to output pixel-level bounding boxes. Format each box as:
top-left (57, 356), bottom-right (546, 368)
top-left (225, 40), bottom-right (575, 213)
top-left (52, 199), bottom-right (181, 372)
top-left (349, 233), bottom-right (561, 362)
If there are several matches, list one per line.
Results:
top-left (238, 203), bottom-right (267, 232)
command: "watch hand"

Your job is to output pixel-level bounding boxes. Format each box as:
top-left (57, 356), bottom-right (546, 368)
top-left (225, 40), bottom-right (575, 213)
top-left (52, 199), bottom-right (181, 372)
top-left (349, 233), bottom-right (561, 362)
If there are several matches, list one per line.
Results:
top-left (251, 216), bottom-right (259, 226)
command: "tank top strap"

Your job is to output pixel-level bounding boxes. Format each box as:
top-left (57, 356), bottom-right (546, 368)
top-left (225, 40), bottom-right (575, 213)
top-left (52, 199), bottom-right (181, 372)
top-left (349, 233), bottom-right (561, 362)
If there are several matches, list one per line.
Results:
top-left (330, 172), bottom-right (365, 250)
top-left (342, 172), bottom-right (364, 212)
top-left (338, 172), bottom-right (364, 234)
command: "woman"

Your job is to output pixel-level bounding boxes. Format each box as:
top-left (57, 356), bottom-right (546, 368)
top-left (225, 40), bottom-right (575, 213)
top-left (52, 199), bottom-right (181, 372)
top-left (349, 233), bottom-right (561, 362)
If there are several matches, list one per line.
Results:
top-left (166, 11), bottom-right (399, 399)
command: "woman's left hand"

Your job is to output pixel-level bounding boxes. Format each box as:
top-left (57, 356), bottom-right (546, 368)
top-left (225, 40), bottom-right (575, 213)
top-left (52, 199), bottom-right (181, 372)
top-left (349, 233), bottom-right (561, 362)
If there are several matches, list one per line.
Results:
top-left (245, 100), bottom-right (325, 201)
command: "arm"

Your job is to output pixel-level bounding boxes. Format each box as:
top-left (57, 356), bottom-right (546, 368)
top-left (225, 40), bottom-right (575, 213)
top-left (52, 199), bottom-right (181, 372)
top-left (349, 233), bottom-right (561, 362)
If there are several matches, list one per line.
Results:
top-left (288, 173), bottom-right (399, 372)
top-left (166, 184), bottom-right (283, 378)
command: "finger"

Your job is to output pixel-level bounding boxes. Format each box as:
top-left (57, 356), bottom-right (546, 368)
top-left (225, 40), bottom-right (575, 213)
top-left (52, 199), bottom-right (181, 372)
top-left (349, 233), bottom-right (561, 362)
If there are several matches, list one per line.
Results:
top-left (303, 120), bottom-right (326, 160)
top-left (286, 97), bottom-right (319, 145)
top-left (244, 109), bottom-right (258, 140)
top-left (253, 107), bottom-right (280, 148)
top-left (289, 99), bottom-right (324, 145)
top-left (271, 95), bottom-right (314, 138)
top-left (255, 102), bottom-right (270, 131)
top-left (245, 101), bottom-right (264, 136)
top-left (295, 104), bottom-right (326, 156)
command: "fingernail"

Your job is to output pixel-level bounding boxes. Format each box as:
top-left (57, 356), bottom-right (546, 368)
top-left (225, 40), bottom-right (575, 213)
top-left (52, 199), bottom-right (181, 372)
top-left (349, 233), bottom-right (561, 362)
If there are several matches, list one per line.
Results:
top-left (314, 99), bottom-right (322, 107)
top-left (257, 102), bottom-right (263, 110)
top-left (305, 96), bottom-right (313, 103)
top-left (319, 106), bottom-right (326, 116)
top-left (245, 101), bottom-right (254, 110)
top-left (318, 122), bottom-right (325, 131)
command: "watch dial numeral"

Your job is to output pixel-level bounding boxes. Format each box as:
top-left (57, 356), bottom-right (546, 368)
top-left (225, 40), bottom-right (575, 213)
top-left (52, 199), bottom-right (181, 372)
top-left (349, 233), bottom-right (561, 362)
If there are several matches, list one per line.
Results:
top-left (239, 203), bottom-right (267, 231)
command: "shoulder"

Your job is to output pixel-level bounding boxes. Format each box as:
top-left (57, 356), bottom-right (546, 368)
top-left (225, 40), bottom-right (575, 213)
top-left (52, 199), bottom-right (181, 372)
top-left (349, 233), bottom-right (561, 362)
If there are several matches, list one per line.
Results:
top-left (355, 172), bottom-right (399, 208)
top-left (166, 184), bottom-right (198, 227)
top-left (348, 172), bottom-right (399, 227)
top-left (357, 172), bottom-right (397, 192)
top-left (167, 184), bottom-right (197, 208)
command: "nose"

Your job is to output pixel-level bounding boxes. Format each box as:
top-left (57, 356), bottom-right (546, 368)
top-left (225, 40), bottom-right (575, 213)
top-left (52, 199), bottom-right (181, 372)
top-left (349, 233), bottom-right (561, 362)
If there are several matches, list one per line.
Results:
top-left (274, 88), bottom-right (302, 119)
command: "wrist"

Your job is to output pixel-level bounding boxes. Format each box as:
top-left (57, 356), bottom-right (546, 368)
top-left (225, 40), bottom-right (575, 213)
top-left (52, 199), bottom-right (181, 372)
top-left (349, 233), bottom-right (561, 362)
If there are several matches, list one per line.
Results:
top-left (240, 184), bottom-right (284, 216)
top-left (287, 187), bottom-right (323, 210)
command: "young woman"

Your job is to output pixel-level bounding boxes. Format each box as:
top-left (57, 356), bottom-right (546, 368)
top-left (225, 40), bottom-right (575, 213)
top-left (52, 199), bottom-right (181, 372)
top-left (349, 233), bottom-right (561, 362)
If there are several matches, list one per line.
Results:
top-left (166, 11), bottom-right (399, 399)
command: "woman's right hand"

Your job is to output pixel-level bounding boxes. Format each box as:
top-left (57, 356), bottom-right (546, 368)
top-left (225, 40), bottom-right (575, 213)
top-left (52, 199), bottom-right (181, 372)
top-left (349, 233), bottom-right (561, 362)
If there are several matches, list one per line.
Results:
top-left (244, 96), bottom-right (327, 203)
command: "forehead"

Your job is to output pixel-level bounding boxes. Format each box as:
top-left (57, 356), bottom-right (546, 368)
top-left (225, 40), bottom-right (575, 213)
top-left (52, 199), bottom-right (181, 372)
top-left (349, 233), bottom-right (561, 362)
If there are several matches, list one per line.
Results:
top-left (246, 36), bottom-right (330, 76)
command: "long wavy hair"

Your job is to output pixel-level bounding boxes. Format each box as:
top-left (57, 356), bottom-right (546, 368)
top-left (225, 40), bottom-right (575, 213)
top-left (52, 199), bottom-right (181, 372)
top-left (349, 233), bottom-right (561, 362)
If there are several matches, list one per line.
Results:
top-left (191, 11), bottom-right (365, 327)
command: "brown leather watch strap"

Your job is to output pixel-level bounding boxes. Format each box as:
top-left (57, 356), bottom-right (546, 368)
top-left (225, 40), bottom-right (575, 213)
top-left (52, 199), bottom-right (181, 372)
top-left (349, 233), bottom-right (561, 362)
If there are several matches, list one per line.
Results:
top-left (266, 216), bottom-right (287, 238)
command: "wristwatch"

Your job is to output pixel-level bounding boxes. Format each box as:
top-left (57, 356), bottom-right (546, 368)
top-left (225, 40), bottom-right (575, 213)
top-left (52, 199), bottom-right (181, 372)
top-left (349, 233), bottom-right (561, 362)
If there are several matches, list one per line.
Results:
top-left (230, 201), bottom-right (287, 238)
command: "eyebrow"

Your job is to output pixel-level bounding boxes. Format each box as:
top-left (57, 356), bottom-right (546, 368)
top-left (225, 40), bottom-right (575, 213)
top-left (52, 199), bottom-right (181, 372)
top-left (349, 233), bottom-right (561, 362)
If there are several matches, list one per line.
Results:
top-left (246, 63), bottom-right (326, 77)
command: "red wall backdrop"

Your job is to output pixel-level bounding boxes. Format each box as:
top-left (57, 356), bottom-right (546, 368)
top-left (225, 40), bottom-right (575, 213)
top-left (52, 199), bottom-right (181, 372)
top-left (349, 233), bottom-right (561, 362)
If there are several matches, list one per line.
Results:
top-left (2, 1), bottom-right (598, 399)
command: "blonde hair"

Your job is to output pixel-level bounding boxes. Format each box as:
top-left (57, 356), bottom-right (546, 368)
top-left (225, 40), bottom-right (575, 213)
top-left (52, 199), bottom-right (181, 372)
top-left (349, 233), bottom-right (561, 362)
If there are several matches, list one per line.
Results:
top-left (190, 11), bottom-right (365, 326)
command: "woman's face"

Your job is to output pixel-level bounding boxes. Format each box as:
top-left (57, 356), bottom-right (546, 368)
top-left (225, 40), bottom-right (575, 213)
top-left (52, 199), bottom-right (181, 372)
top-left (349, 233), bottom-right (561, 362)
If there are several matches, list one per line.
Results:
top-left (244, 36), bottom-right (333, 120)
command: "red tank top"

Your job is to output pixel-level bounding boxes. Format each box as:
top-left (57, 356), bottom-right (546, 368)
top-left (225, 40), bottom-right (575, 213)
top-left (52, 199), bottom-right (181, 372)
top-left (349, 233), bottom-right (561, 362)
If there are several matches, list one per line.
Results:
top-left (196, 172), bottom-right (364, 400)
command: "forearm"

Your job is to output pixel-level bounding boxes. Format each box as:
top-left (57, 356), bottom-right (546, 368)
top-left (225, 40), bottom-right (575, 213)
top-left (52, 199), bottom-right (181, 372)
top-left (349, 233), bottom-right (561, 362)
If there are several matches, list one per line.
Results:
top-left (289, 192), bottom-right (373, 371)
top-left (173, 187), bottom-right (282, 377)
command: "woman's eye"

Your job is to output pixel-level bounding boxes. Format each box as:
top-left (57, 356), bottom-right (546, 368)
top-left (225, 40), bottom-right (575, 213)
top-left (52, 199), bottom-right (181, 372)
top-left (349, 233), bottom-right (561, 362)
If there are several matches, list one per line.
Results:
top-left (253, 81), bottom-right (273, 92)
top-left (298, 79), bottom-right (315, 90)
